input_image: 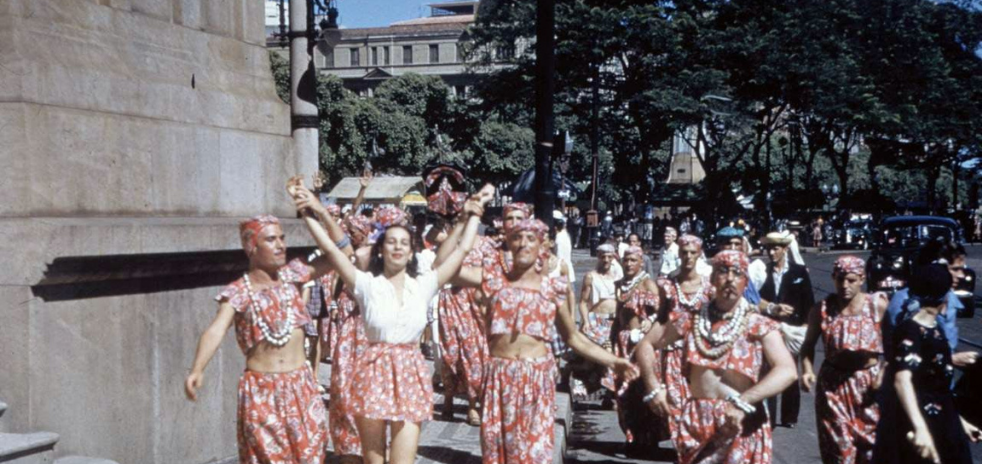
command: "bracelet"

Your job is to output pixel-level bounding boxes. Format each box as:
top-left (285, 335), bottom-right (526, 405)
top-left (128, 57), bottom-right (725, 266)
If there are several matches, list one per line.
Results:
top-left (642, 385), bottom-right (663, 404)
top-left (726, 394), bottom-right (756, 414)
top-left (335, 234), bottom-right (351, 249)
top-left (307, 248), bottom-right (323, 263)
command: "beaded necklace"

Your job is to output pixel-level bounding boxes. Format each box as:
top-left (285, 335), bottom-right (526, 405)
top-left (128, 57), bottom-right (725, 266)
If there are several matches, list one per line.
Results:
top-left (693, 298), bottom-right (750, 359)
top-left (675, 278), bottom-right (705, 309)
top-left (242, 270), bottom-right (296, 347)
top-left (616, 271), bottom-right (649, 303)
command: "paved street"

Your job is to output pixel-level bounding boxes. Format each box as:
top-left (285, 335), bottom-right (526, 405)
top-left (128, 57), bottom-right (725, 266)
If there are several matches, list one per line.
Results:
top-left (564, 245), bottom-right (982, 464)
top-left (320, 246), bottom-right (982, 464)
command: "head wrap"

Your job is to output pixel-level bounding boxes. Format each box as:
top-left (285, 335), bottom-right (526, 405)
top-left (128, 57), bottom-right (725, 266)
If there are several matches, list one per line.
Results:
top-left (505, 219), bottom-right (548, 241)
top-left (664, 227), bottom-right (678, 237)
top-left (716, 226), bottom-right (744, 240)
top-left (369, 207), bottom-right (410, 243)
top-left (325, 204), bottom-right (341, 217)
top-left (623, 245), bottom-right (645, 259)
top-left (425, 166), bottom-right (468, 218)
top-left (346, 214), bottom-right (373, 239)
top-left (597, 244), bottom-right (616, 254)
top-left (832, 255), bottom-right (866, 278)
top-left (239, 215), bottom-right (281, 254)
top-left (711, 250), bottom-right (749, 275)
top-left (677, 234), bottom-right (704, 250)
top-left (503, 202), bottom-right (533, 219)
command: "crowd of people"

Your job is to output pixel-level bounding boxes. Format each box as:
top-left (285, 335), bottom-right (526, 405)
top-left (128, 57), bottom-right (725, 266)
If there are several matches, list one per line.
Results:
top-left (182, 172), bottom-right (981, 464)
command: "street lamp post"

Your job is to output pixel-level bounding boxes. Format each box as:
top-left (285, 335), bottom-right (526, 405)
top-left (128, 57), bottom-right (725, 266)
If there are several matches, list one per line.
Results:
top-left (533, 0), bottom-right (556, 229)
top-left (289, 0), bottom-right (322, 178)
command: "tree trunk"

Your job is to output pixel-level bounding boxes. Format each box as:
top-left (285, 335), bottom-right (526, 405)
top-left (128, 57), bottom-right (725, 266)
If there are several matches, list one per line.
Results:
top-left (926, 163), bottom-right (941, 214)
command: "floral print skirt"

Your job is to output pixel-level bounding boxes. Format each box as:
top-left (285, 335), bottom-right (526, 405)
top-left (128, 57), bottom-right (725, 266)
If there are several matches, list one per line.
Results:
top-left (237, 367), bottom-right (328, 464)
top-left (481, 356), bottom-right (556, 464)
top-left (815, 363), bottom-right (880, 464)
top-left (675, 397), bottom-right (771, 464)
top-left (350, 343), bottom-right (433, 423)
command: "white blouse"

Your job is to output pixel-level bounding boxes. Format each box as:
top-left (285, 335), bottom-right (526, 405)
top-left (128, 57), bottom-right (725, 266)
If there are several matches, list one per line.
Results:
top-left (353, 270), bottom-right (441, 344)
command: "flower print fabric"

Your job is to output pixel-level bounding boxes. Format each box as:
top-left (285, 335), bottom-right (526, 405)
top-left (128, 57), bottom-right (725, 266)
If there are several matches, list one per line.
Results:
top-left (237, 367), bottom-right (327, 464)
top-left (815, 294), bottom-right (883, 464)
top-left (481, 356), bottom-right (556, 464)
top-left (349, 343), bottom-right (434, 423)
top-left (319, 272), bottom-right (366, 456)
top-left (438, 285), bottom-right (489, 403)
top-left (217, 259), bottom-right (314, 355)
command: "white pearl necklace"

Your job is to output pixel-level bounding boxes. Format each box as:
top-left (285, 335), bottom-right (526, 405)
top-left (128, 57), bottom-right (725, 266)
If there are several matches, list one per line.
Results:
top-left (243, 270), bottom-right (295, 347)
top-left (675, 280), bottom-right (704, 309)
top-left (693, 298), bottom-right (750, 359)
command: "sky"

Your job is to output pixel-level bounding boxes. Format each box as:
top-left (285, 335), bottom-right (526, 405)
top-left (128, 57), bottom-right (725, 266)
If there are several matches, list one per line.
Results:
top-left (335, 1), bottom-right (435, 28)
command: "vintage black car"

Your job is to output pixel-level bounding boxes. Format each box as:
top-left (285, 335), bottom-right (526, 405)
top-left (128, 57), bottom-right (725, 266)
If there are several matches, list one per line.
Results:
top-left (831, 218), bottom-right (874, 250)
top-left (866, 216), bottom-right (976, 318)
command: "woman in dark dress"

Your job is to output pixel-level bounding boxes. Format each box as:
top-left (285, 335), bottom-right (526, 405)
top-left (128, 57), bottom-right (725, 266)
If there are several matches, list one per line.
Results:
top-left (876, 264), bottom-right (981, 464)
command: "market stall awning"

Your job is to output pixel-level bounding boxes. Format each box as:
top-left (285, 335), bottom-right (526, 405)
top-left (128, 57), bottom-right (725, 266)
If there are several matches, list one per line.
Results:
top-left (327, 176), bottom-right (424, 202)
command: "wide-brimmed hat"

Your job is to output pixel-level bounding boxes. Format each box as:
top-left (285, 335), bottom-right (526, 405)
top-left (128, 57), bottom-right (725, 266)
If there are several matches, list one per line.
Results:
top-left (761, 231), bottom-right (794, 246)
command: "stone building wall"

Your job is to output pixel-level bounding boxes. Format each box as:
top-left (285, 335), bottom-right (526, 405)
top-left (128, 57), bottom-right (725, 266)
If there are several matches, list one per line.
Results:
top-left (0, 1), bottom-right (307, 463)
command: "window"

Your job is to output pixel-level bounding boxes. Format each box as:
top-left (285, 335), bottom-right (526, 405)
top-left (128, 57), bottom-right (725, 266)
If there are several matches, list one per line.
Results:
top-left (383, 46), bottom-right (390, 65)
top-left (495, 44), bottom-right (514, 60)
top-left (403, 45), bottom-right (413, 64)
top-left (350, 48), bottom-right (360, 67)
top-left (454, 85), bottom-right (467, 98)
top-left (324, 50), bottom-right (334, 68)
top-left (456, 43), bottom-right (467, 62)
top-left (371, 47), bottom-right (378, 66)
top-left (429, 44), bottom-right (439, 64)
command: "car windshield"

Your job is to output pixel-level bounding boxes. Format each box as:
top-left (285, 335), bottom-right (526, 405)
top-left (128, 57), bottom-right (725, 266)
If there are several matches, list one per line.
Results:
top-left (882, 224), bottom-right (954, 248)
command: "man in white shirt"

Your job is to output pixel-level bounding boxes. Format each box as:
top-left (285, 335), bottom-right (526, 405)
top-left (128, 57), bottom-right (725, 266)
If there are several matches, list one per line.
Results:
top-left (554, 213), bottom-right (575, 283)
top-left (658, 227), bottom-right (680, 276)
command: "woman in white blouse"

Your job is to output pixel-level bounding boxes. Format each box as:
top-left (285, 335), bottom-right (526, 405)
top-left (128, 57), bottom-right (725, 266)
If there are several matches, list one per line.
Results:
top-left (291, 178), bottom-right (492, 464)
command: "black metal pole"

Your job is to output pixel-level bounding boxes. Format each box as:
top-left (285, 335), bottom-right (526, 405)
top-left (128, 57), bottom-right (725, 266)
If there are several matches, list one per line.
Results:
top-left (534, 0), bottom-right (555, 228)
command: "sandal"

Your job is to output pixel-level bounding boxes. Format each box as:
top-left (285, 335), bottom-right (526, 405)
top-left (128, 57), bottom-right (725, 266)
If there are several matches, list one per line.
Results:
top-left (466, 408), bottom-right (482, 426)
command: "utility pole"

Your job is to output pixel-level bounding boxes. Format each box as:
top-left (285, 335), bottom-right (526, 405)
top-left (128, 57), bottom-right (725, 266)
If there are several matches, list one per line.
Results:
top-left (586, 64), bottom-right (600, 254)
top-left (290, 0), bottom-right (320, 177)
top-left (534, 0), bottom-right (556, 228)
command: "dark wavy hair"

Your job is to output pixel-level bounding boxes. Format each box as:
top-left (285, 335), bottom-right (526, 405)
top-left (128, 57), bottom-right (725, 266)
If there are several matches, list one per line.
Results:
top-left (368, 225), bottom-right (419, 277)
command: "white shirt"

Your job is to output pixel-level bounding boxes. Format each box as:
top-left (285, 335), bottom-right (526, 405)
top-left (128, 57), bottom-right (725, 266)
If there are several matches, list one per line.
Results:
top-left (748, 259), bottom-right (789, 292)
top-left (660, 243), bottom-right (680, 276)
top-left (555, 230), bottom-right (575, 283)
top-left (353, 270), bottom-right (440, 344)
top-left (589, 271), bottom-right (617, 306)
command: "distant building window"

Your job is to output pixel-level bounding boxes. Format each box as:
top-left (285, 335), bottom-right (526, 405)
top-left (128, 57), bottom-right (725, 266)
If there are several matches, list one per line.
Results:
top-left (325, 50), bottom-right (335, 68)
top-left (383, 46), bottom-right (390, 65)
top-left (403, 45), bottom-right (413, 64)
top-left (371, 47), bottom-right (379, 66)
top-left (456, 43), bottom-right (465, 62)
top-left (429, 44), bottom-right (439, 64)
top-left (677, 169), bottom-right (687, 174)
top-left (454, 85), bottom-right (467, 98)
top-left (495, 44), bottom-right (515, 60)
top-left (350, 48), bottom-right (360, 67)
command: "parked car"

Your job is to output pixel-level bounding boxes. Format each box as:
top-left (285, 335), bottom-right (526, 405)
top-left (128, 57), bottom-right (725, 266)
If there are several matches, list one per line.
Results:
top-left (831, 218), bottom-right (874, 250)
top-left (866, 216), bottom-right (976, 318)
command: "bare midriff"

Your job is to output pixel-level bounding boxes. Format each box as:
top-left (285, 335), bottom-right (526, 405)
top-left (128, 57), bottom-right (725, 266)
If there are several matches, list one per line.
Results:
top-left (589, 299), bottom-right (617, 315)
top-left (245, 328), bottom-right (309, 373)
top-left (688, 365), bottom-right (755, 399)
top-left (488, 333), bottom-right (550, 360)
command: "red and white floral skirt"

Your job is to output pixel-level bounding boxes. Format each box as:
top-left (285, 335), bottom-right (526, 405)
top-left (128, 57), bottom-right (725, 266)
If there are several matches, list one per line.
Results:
top-left (481, 356), bottom-right (557, 464)
top-left (237, 367), bottom-right (328, 464)
top-left (675, 397), bottom-right (771, 464)
top-left (350, 342), bottom-right (433, 423)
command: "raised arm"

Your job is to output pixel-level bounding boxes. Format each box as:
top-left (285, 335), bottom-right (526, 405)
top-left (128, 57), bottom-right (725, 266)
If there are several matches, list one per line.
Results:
top-left (350, 169), bottom-right (372, 215)
top-left (800, 299), bottom-right (824, 393)
top-left (289, 178), bottom-right (361, 290)
top-left (435, 213), bottom-right (483, 287)
top-left (433, 215), bottom-right (467, 267)
top-left (185, 302), bottom-right (236, 401)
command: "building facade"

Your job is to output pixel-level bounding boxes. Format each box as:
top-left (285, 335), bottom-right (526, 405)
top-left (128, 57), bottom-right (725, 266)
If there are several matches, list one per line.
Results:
top-left (315, 1), bottom-right (499, 97)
